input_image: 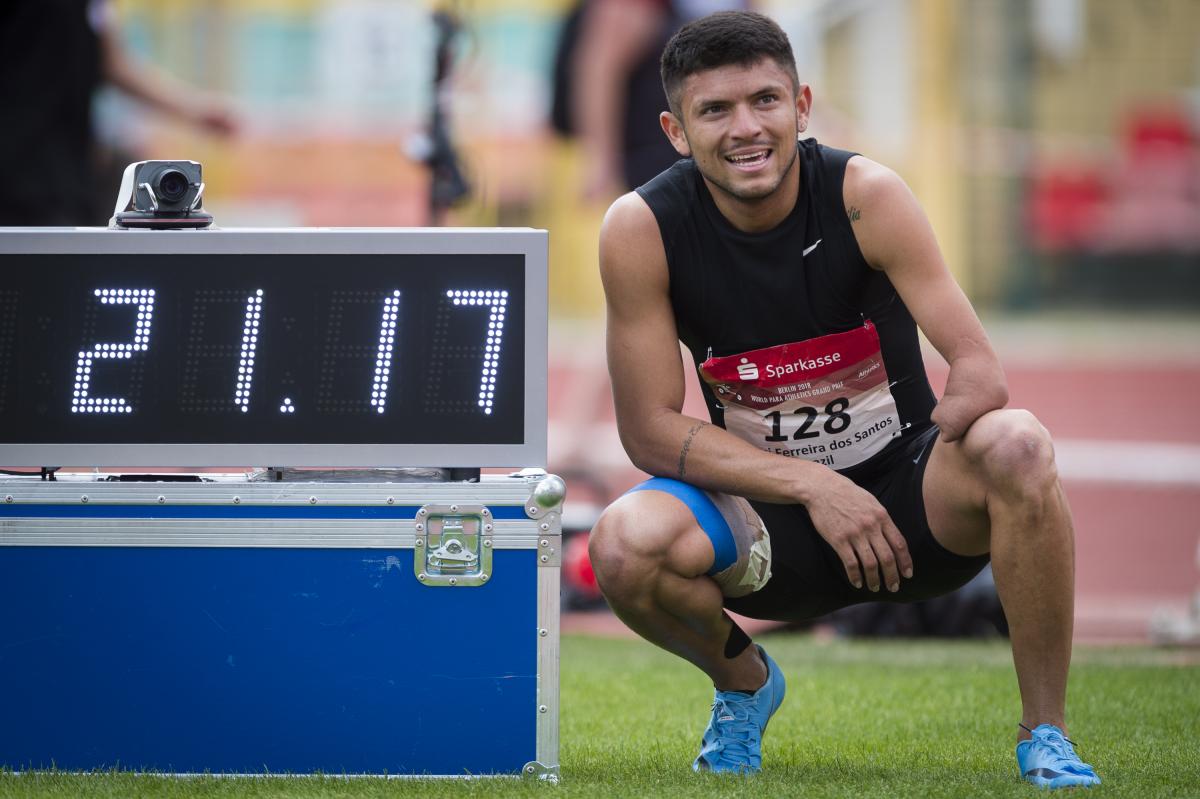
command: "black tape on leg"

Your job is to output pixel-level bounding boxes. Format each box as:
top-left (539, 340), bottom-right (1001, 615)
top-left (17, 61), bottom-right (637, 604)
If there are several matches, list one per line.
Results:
top-left (723, 615), bottom-right (752, 659)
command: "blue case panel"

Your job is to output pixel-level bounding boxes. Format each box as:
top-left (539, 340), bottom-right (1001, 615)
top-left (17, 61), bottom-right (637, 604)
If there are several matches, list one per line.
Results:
top-left (0, 547), bottom-right (537, 774)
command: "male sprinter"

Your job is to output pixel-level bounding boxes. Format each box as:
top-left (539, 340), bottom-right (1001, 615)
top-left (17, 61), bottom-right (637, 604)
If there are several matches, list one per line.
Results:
top-left (589, 11), bottom-right (1100, 788)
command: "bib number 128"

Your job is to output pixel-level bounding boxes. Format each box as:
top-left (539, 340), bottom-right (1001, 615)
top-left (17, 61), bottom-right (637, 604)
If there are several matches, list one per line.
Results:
top-left (764, 397), bottom-right (851, 441)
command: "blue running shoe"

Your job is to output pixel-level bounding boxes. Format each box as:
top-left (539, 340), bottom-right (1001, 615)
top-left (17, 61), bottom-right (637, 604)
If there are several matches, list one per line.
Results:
top-left (693, 645), bottom-right (786, 774)
top-left (1016, 724), bottom-right (1101, 789)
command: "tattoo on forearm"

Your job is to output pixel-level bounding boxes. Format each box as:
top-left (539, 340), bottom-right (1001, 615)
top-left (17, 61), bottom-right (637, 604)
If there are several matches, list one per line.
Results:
top-left (846, 206), bottom-right (862, 223)
top-left (677, 422), bottom-right (706, 478)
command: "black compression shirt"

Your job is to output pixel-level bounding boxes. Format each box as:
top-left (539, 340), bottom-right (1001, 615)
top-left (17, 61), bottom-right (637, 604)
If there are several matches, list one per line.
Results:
top-left (635, 138), bottom-right (937, 481)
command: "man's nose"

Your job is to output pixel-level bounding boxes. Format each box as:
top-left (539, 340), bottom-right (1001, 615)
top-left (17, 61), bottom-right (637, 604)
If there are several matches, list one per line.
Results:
top-left (728, 103), bottom-right (763, 139)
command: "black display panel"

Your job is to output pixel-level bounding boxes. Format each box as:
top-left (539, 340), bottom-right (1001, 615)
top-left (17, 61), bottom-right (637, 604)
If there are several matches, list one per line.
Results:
top-left (0, 254), bottom-right (524, 445)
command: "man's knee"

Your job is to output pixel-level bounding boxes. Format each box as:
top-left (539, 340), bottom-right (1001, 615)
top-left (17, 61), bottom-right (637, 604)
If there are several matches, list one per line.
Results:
top-left (588, 491), bottom-right (700, 595)
top-left (964, 409), bottom-right (1058, 498)
top-left (588, 498), bottom-right (644, 590)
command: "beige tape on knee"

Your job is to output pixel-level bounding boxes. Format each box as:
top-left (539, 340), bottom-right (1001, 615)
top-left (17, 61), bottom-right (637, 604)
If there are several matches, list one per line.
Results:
top-left (705, 492), bottom-right (772, 598)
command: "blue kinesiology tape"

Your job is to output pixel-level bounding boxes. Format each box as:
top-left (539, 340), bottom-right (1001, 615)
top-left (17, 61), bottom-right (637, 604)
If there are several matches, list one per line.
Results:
top-left (626, 477), bottom-right (736, 574)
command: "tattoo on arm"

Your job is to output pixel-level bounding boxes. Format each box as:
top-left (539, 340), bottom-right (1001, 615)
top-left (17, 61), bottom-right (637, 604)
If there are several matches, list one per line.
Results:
top-left (846, 206), bottom-right (862, 223)
top-left (677, 422), bottom-right (707, 478)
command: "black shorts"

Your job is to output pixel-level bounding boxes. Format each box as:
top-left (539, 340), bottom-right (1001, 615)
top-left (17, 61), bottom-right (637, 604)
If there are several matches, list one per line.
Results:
top-left (725, 425), bottom-right (991, 622)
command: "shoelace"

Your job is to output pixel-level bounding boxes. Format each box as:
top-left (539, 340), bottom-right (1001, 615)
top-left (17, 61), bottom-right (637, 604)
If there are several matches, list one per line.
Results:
top-left (1023, 726), bottom-right (1093, 774)
top-left (704, 697), bottom-right (759, 764)
top-left (1043, 733), bottom-right (1074, 757)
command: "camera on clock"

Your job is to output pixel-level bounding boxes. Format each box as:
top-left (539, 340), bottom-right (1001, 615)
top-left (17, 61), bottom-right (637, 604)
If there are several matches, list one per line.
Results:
top-left (110, 160), bottom-right (214, 230)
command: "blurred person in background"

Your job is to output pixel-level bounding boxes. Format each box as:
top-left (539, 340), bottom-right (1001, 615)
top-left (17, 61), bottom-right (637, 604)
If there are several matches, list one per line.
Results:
top-left (0, 0), bottom-right (236, 226)
top-left (553, 0), bottom-right (743, 202)
top-left (589, 11), bottom-right (1101, 787)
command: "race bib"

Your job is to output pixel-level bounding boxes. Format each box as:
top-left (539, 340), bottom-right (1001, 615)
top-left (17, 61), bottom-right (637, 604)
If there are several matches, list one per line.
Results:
top-left (699, 322), bottom-right (901, 470)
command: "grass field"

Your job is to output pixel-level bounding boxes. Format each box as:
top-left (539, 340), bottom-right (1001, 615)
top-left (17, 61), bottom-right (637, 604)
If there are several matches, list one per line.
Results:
top-left (3, 633), bottom-right (1197, 798)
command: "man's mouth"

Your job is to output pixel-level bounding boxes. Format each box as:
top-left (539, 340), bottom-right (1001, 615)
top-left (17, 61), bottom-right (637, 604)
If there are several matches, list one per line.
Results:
top-left (724, 149), bottom-right (772, 170)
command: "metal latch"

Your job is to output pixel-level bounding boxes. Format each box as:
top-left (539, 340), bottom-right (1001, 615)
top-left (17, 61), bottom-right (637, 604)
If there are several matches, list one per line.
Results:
top-left (414, 503), bottom-right (492, 587)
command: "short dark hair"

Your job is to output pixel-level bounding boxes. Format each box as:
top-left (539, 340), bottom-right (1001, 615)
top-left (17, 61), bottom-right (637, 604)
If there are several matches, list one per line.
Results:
top-left (660, 11), bottom-right (799, 117)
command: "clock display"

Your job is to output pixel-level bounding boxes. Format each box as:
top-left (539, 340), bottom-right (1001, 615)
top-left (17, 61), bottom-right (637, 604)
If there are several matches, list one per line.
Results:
top-left (0, 229), bottom-right (545, 468)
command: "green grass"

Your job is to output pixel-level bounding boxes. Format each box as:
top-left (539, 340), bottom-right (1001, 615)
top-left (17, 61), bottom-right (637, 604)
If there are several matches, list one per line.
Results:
top-left (3, 634), bottom-right (1197, 798)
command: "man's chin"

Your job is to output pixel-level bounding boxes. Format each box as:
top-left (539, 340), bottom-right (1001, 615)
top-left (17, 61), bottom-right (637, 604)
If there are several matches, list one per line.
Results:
top-left (711, 174), bottom-right (784, 203)
top-left (704, 152), bottom-right (798, 204)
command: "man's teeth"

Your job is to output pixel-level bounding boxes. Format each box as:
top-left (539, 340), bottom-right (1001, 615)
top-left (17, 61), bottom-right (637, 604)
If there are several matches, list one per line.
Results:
top-left (727, 151), bottom-right (768, 164)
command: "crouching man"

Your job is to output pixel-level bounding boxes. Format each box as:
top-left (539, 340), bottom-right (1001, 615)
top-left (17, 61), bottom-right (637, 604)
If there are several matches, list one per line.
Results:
top-left (589, 11), bottom-right (1100, 788)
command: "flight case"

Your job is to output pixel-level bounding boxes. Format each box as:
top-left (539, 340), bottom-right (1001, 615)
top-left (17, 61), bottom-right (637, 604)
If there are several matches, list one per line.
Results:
top-left (0, 227), bottom-right (559, 778)
top-left (0, 469), bottom-right (562, 778)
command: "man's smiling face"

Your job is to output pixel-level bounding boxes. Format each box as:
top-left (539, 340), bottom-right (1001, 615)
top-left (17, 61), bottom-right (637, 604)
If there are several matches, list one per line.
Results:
top-left (662, 58), bottom-right (810, 208)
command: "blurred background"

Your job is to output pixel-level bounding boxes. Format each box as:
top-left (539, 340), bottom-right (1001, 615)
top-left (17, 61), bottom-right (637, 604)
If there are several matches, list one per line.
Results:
top-left (4, 0), bottom-right (1199, 643)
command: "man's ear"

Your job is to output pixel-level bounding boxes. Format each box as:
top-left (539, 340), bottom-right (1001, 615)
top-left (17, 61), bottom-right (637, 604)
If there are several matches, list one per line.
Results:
top-left (660, 111), bottom-right (691, 158)
top-left (795, 84), bottom-right (812, 134)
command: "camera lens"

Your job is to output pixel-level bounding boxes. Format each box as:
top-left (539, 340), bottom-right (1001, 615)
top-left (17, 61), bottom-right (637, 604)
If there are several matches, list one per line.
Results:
top-left (156, 169), bottom-right (189, 203)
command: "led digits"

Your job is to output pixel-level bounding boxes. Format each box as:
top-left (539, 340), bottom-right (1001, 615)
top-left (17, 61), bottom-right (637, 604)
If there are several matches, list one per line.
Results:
top-left (234, 290), bottom-right (263, 413)
top-left (447, 289), bottom-right (507, 415)
top-left (70, 288), bottom-right (155, 414)
top-left (370, 291), bottom-right (401, 414)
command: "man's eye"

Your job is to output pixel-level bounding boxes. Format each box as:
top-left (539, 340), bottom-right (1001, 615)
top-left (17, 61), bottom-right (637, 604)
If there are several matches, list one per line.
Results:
top-left (700, 105), bottom-right (724, 115)
top-left (758, 94), bottom-right (778, 104)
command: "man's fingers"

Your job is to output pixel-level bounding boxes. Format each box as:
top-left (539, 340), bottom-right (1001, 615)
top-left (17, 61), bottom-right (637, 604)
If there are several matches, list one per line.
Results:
top-left (881, 517), bottom-right (914, 580)
top-left (867, 532), bottom-right (901, 593)
top-left (837, 544), bottom-right (864, 590)
top-left (854, 540), bottom-right (881, 592)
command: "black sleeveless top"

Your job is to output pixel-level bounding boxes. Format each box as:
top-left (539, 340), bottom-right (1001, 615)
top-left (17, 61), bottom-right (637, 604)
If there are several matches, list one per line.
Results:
top-left (635, 138), bottom-right (936, 479)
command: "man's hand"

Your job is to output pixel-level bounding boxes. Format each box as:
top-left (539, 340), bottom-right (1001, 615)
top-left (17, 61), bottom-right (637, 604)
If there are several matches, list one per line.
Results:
top-left (804, 469), bottom-right (914, 592)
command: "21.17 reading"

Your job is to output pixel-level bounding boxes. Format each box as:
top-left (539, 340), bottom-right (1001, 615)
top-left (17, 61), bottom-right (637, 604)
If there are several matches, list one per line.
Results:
top-left (68, 287), bottom-right (508, 417)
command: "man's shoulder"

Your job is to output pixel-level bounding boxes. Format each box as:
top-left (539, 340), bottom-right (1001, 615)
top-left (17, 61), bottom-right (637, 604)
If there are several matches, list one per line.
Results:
top-left (842, 154), bottom-right (904, 204)
top-left (636, 158), bottom-right (698, 211)
top-left (602, 190), bottom-right (659, 242)
top-left (599, 191), bottom-right (671, 307)
top-left (840, 154), bottom-right (922, 271)
top-left (799, 138), bottom-right (901, 202)
top-left (600, 191), bottom-right (669, 283)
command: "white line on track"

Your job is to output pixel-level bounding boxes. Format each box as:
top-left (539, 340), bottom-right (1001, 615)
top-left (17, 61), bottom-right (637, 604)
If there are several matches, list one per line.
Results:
top-left (1053, 440), bottom-right (1200, 487)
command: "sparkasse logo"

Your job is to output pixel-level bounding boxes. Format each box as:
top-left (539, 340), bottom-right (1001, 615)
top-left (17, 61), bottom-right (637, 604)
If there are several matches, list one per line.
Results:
top-left (736, 358), bottom-right (759, 380)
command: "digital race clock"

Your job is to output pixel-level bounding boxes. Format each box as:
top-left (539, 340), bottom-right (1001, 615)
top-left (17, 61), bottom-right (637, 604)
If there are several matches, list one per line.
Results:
top-left (0, 229), bottom-right (547, 468)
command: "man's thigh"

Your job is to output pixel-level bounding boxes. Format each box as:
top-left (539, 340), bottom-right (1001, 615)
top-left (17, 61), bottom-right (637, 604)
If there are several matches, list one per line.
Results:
top-left (726, 427), bottom-right (991, 622)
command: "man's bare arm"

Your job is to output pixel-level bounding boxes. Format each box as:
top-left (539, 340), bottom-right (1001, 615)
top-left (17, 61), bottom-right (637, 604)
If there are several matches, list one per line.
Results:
top-left (845, 158), bottom-right (1009, 442)
top-left (601, 192), bottom-right (913, 591)
top-left (601, 192), bottom-right (825, 500)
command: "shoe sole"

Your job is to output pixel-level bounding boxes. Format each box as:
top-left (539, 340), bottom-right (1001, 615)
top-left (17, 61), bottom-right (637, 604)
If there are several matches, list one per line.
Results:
top-left (1023, 772), bottom-right (1102, 789)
